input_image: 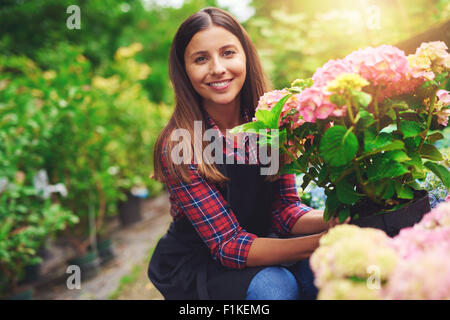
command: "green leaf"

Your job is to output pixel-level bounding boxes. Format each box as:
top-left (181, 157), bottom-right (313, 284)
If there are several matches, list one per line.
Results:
top-left (382, 180), bottom-right (396, 199)
top-left (301, 173), bottom-right (312, 190)
top-left (424, 162), bottom-right (450, 188)
top-left (367, 157), bottom-right (409, 182)
top-left (400, 120), bottom-right (422, 138)
top-left (364, 128), bottom-right (395, 153)
top-left (336, 180), bottom-right (363, 205)
top-left (325, 189), bottom-right (340, 211)
top-left (229, 120), bottom-right (266, 134)
top-left (352, 91), bottom-right (372, 108)
top-left (255, 109), bottom-right (273, 127)
top-left (426, 131), bottom-right (444, 144)
top-left (385, 150), bottom-right (411, 162)
top-left (269, 94), bottom-right (292, 129)
top-left (404, 151), bottom-right (426, 180)
top-left (255, 94), bottom-right (292, 129)
top-left (329, 94), bottom-right (347, 107)
top-left (320, 126), bottom-right (359, 167)
top-left (395, 181), bottom-right (414, 199)
top-left (338, 207), bottom-right (350, 223)
top-left (357, 110), bottom-right (375, 129)
top-left (420, 143), bottom-right (443, 161)
top-left (323, 207), bottom-right (332, 222)
top-left (280, 162), bottom-right (304, 175)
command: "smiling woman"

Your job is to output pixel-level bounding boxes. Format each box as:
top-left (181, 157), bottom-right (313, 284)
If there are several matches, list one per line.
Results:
top-left (184, 27), bottom-right (247, 132)
top-left (148, 7), bottom-right (335, 301)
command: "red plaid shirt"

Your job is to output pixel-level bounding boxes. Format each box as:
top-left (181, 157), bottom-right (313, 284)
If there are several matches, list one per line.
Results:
top-left (160, 110), bottom-right (312, 269)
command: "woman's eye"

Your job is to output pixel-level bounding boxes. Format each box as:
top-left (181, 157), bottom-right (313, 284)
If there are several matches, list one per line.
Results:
top-left (195, 56), bottom-right (207, 63)
top-left (223, 50), bottom-right (236, 57)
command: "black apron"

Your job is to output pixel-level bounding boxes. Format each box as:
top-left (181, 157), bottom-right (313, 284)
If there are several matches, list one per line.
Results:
top-left (147, 134), bottom-right (278, 300)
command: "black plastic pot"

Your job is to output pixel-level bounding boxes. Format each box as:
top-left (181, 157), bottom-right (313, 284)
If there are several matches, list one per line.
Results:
top-left (19, 263), bottom-right (41, 285)
top-left (97, 238), bottom-right (115, 265)
top-left (350, 190), bottom-right (431, 237)
top-left (18, 246), bottom-right (50, 285)
top-left (118, 193), bottom-right (142, 227)
top-left (67, 250), bottom-right (100, 281)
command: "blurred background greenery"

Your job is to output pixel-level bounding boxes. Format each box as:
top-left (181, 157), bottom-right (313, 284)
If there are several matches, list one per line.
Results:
top-left (0, 0), bottom-right (448, 298)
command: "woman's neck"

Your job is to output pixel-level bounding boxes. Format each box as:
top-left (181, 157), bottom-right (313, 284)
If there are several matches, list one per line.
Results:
top-left (202, 98), bottom-right (243, 134)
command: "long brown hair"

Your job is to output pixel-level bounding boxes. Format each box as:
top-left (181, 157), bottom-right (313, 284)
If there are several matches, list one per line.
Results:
top-left (152, 7), bottom-right (271, 185)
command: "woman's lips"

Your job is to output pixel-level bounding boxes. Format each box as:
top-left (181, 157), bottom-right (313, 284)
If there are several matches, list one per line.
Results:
top-left (207, 79), bottom-right (233, 91)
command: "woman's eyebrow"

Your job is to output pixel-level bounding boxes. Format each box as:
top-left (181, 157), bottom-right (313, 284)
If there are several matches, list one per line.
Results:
top-left (190, 44), bottom-right (238, 58)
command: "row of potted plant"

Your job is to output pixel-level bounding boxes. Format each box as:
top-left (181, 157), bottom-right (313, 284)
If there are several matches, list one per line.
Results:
top-left (0, 43), bottom-right (169, 298)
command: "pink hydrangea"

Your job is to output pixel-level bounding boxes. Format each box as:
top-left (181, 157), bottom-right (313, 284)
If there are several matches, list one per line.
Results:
top-left (312, 59), bottom-right (354, 89)
top-left (344, 45), bottom-right (410, 86)
top-left (383, 246), bottom-right (450, 300)
top-left (436, 90), bottom-right (450, 126)
top-left (256, 89), bottom-right (306, 129)
top-left (390, 202), bottom-right (450, 259)
top-left (437, 90), bottom-right (450, 106)
top-left (297, 87), bottom-right (345, 123)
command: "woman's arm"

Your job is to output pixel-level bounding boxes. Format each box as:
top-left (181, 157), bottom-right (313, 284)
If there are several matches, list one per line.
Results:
top-left (246, 232), bottom-right (325, 267)
top-left (290, 209), bottom-right (328, 235)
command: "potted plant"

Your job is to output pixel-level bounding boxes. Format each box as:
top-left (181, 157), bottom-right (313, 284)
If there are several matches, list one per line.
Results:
top-left (0, 173), bottom-right (77, 299)
top-left (231, 41), bottom-right (449, 237)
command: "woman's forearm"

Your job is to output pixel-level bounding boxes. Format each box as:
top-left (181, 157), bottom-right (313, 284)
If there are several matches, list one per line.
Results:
top-left (246, 232), bottom-right (324, 267)
top-left (290, 209), bottom-right (328, 235)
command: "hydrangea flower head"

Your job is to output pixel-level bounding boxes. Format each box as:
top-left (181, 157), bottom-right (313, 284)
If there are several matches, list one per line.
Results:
top-left (383, 246), bottom-right (450, 300)
top-left (344, 45), bottom-right (410, 87)
top-left (326, 73), bottom-right (370, 94)
top-left (312, 59), bottom-right (354, 89)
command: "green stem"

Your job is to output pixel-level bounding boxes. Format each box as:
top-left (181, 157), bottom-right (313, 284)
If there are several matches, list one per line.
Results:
top-left (347, 99), bottom-right (356, 125)
top-left (373, 85), bottom-right (381, 131)
top-left (353, 159), bottom-right (381, 205)
top-left (418, 92), bottom-right (438, 153)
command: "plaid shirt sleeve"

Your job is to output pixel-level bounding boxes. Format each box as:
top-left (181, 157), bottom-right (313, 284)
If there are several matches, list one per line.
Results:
top-left (271, 174), bottom-right (313, 236)
top-left (160, 146), bottom-right (257, 269)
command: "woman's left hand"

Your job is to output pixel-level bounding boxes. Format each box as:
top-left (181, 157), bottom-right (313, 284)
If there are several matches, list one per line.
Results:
top-left (326, 215), bottom-right (350, 230)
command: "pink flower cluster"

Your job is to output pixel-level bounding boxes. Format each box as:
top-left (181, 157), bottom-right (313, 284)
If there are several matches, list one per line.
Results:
top-left (256, 42), bottom-right (449, 128)
top-left (256, 87), bottom-right (341, 129)
top-left (436, 89), bottom-right (450, 126)
top-left (383, 201), bottom-right (450, 299)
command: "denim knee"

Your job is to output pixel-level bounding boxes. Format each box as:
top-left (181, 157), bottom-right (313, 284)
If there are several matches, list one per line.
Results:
top-left (288, 259), bottom-right (318, 300)
top-left (246, 267), bottom-right (300, 300)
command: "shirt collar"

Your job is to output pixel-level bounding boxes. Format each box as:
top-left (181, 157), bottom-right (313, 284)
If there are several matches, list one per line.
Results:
top-left (203, 108), bottom-right (251, 142)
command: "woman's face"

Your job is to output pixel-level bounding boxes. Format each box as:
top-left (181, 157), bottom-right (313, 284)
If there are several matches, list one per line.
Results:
top-left (184, 26), bottom-right (247, 108)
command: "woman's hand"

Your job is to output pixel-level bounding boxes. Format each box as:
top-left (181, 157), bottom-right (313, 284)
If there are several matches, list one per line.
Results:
top-left (326, 216), bottom-right (350, 230)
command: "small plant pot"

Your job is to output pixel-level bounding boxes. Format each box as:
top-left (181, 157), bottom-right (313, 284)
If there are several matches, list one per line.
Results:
top-left (67, 250), bottom-right (100, 281)
top-left (118, 194), bottom-right (142, 227)
top-left (97, 238), bottom-right (115, 265)
top-left (350, 190), bottom-right (431, 237)
top-left (19, 263), bottom-right (42, 285)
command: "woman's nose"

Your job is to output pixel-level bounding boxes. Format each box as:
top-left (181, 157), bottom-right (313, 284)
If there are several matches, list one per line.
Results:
top-left (210, 57), bottom-right (226, 75)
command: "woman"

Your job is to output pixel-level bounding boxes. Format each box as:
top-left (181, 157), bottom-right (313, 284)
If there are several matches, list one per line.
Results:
top-left (148, 7), bottom-right (340, 300)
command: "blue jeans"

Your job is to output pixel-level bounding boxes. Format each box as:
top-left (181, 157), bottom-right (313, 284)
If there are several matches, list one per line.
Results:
top-left (245, 259), bottom-right (318, 300)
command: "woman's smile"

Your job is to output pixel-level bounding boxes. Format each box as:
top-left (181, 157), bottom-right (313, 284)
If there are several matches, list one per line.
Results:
top-left (207, 78), bottom-right (233, 91)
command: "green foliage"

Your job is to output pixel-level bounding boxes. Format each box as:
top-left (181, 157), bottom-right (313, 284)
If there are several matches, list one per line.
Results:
top-left (319, 126), bottom-right (359, 167)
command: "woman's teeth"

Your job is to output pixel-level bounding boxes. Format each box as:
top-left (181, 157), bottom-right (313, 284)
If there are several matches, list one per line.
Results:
top-left (209, 80), bottom-right (231, 87)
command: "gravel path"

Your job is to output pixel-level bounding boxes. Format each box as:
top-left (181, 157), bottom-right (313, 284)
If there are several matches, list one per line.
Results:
top-left (33, 192), bottom-right (171, 300)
